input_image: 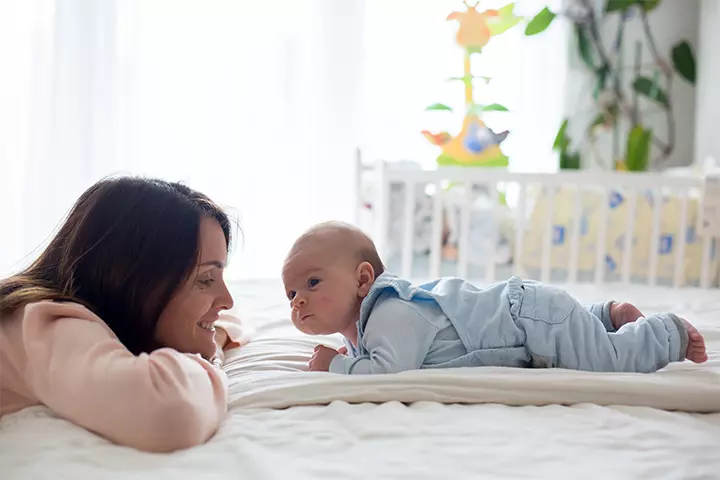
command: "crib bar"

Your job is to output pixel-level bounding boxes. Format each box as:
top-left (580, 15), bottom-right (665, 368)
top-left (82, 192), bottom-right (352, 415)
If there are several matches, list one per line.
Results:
top-left (400, 181), bottom-right (415, 279)
top-left (541, 185), bottom-right (555, 283)
top-left (621, 191), bottom-right (638, 284)
top-left (594, 187), bottom-right (609, 285)
top-left (457, 182), bottom-right (473, 279)
top-left (373, 161), bottom-right (389, 260)
top-left (513, 183), bottom-right (526, 277)
top-left (429, 181), bottom-right (444, 279)
top-left (673, 190), bottom-right (689, 288)
top-left (486, 183), bottom-right (498, 284)
top-left (700, 235), bottom-right (713, 289)
top-left (568, 186), bottom-right (582, 283)
top-left (648, 188), bottom-right (661, 286)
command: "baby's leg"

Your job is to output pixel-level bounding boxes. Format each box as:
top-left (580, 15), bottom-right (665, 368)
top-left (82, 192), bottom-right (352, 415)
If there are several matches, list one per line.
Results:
top-left (516, 283), bottom-right (696, 372)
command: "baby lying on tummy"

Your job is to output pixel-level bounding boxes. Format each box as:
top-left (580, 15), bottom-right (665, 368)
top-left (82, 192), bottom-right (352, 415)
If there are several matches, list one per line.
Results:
top-left (281, 221), bottom-right (708, 375)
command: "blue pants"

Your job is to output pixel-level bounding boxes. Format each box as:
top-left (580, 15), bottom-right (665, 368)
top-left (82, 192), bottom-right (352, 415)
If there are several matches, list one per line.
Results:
top-left (513, 280), bottom-right (688, 373)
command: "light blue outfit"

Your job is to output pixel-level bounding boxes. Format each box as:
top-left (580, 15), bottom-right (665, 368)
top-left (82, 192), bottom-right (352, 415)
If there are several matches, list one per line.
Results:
top-left (329, 273), bottom-right (688, 375)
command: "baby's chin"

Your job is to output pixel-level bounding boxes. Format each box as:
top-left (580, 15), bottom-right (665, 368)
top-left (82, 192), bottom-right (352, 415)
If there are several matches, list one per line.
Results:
top-left (296, 320), bottom-right (338, 336)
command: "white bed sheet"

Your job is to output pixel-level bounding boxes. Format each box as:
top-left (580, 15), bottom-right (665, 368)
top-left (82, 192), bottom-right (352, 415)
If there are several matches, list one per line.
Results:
top-left (2, 279), bottom-right (720, 479)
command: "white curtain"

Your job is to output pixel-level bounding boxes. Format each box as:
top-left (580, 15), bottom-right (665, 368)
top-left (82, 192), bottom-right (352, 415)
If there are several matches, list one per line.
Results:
top-left (0, 0), bottom-right (568, 279)
top-left (0, 0), bottom-right (364, 279)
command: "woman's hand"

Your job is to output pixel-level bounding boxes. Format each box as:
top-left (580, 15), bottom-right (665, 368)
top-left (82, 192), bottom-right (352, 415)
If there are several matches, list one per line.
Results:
top-left (214, 327), bottom-right (229, 351)
top-left (208, 328), bottom-right (230, 367)
top-left (210, 328), bottom-right (228, 368)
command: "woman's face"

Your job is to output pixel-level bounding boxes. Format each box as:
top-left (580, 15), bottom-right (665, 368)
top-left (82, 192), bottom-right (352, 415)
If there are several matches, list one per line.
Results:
top-left (154, 217), bottom-right (234, 359)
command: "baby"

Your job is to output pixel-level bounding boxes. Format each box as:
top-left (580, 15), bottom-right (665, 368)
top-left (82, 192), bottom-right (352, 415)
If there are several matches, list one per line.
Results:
top-left (282, 221), bottom-right (708, 375)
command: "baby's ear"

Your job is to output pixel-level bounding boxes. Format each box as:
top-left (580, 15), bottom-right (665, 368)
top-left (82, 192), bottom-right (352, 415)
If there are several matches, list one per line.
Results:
top-left (355, 262), bottom-right (375, 298)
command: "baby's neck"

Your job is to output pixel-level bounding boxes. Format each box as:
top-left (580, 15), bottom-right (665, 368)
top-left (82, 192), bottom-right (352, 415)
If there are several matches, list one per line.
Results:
top-left (340, 324), bottom-right (358, 348)
top-left (339, 303), bottom-right (362, 347)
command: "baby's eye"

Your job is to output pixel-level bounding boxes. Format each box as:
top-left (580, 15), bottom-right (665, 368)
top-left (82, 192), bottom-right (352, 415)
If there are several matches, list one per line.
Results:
top-left (287, 291), bottom-right (296, 301)
top-left (307, 278), bottom-right (320, 288)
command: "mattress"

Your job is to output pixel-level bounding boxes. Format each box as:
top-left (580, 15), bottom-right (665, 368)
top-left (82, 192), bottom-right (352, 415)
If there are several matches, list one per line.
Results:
top-left (1, 279), bottom-right (720, 479)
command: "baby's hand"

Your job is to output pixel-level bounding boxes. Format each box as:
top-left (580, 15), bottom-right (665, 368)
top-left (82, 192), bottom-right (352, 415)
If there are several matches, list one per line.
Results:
top-left (309, 344), bottom-right (341, 372)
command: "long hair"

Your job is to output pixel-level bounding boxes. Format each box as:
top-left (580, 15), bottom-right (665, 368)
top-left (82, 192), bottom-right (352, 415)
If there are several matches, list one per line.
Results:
top-left (0, 176), bottom-right (231, 355)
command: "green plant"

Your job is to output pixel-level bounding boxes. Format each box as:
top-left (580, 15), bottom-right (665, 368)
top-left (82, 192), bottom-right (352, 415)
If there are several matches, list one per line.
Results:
top-left (525, 0), bottom-right (696, 171)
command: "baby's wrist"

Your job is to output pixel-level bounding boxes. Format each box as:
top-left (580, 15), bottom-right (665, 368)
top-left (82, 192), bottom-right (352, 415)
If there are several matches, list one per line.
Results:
top-left (328, 353), bottom-right (346, 374)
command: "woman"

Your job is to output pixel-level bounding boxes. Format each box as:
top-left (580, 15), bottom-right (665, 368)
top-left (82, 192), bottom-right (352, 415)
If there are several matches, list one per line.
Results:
top-left (0, 177), bottom-right (248, 452)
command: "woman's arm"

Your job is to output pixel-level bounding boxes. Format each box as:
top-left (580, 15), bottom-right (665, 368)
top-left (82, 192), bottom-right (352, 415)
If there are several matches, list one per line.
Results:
top-left (21, 301), bottom-right (228, 453)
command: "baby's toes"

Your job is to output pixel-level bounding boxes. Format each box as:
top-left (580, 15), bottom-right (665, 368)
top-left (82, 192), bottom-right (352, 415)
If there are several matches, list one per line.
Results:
top-left (689, 350), bottom-right (708, 363)
top-left (688, 340), bottom-right (708, 363)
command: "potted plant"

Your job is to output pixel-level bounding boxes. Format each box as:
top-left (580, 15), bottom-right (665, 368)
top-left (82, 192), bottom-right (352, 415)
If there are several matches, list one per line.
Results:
top-left (524, 0), bottom-right (697, 171)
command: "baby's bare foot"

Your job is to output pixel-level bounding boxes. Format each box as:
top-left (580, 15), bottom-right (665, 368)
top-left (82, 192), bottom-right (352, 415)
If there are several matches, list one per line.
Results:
top-left (610, 302), bottom-right (645, 330)
top-left (682, 319), bottom-right (708, 364)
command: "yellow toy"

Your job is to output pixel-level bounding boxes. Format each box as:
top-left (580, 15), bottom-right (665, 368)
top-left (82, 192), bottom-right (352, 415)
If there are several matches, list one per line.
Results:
top-left (423, 1), bottom-right (520, 167)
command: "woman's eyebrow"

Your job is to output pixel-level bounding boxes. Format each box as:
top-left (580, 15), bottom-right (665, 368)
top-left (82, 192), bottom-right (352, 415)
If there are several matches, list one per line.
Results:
top-left (199, 260), bottom-right (225, 268)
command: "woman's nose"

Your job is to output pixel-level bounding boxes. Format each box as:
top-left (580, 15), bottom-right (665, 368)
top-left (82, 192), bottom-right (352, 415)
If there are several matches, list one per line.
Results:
top-left (216, 281), bottom-right (234, 310)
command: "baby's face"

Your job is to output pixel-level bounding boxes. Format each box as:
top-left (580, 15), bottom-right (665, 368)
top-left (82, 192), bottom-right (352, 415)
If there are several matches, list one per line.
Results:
top-left (282, 248), bottom-right (360, 337)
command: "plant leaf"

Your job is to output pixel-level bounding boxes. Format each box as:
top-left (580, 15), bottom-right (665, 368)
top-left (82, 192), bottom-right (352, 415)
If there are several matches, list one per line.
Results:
top-left (482, 103), bottom-right (510, 112)
top-left (671, 40), bottom-right (696, 84)
top-left (605, 0), bottom-right (634, 12)
top-left (575, 25), bottom-right (595, 69)
top-left (632, 76), bottom-right (669, 108)
top-left (425, 103), bottom-right (453, 112)
top-left (553, 119), bottom-right (570, 152)
top-left (625, 125), bottom-right (652, 171)
top-left (467, 103), bottom-right (510, 116)
top-left (607, 0), bottom-right (660, 12)
top-left (488, 3), bottom-right (522, 36)
top-left (524, 7), bottom-right (556, 36)
top-left (639, 0), bottom-right (661, 11)
top-left (560, 151), bottom-right (581, 170)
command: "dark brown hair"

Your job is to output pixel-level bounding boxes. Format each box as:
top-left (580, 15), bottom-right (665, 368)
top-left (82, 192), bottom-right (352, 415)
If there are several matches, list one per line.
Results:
top-left (0, 176), bottom-right (232, 355)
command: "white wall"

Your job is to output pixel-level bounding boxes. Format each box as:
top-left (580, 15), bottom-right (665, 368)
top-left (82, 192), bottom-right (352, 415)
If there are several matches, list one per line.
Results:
top-left (694, 0), bottom-right (720, 166)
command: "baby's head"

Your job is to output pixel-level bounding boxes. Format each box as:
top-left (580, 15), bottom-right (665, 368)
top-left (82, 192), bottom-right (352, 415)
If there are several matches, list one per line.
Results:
top-left (282, 221), bottom-right (385, 337)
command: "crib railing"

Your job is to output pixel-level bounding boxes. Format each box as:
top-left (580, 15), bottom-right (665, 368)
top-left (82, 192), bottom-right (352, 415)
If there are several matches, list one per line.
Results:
top-left (363, 160), bottom-right (719, 290)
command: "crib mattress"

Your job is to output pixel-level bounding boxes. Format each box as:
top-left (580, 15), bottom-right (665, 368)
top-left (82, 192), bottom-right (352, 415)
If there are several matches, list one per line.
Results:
top-left (1, 279), bottom-right (719, 479)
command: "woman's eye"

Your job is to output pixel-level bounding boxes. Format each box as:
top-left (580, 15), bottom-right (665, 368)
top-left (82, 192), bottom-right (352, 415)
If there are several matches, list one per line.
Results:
top-left (308, 278), bottom-right (320, 288)
top-left (199, 278), bottom-right (215, 287)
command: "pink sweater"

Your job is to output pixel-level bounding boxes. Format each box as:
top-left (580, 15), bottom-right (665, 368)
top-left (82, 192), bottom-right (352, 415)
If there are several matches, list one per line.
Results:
top-left (0, 301), bottom-right (246, 452)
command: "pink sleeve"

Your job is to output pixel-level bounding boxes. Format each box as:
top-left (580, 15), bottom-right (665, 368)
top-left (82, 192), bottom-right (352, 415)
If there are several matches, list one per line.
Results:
top-left (215, 313), bottom-right (252, 349)
top-left (21, 302), bottom-right (228, 453)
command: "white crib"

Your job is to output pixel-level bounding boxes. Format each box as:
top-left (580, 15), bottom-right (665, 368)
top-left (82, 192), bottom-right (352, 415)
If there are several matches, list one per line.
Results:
top-left (356, 159), bottom-right (720, 291)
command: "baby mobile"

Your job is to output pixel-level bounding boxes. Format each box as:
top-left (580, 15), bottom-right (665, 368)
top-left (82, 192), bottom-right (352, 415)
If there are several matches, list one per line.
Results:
top-left (421, 0), bottom-right (520, 167)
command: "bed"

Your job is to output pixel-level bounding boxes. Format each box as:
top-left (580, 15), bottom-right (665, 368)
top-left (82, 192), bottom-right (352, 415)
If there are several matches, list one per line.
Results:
top-left (3, 164), bottom-right (720, 478)
top-left (1, 278), bottom-right (719, 479)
